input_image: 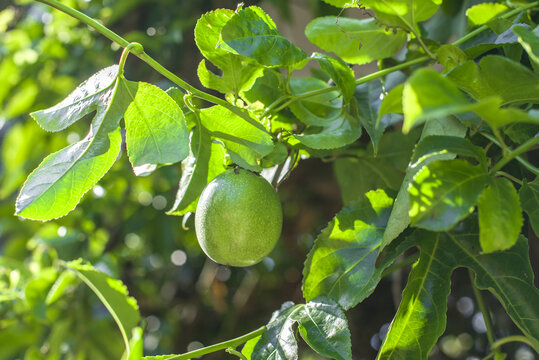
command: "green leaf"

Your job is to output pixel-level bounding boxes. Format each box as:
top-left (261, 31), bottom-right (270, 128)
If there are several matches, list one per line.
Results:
top-left (472, 98), bottom-right (539, 130)
top-left (253, 299), bottom-right (352, 360)
top-left (305, 17), bottom-right (406, 65)
top-left (352, 80), bottom-right (387, 153)
top-left (334, 129), bottom-right (420, 204)
top-left (409, 159), bottom-right (488, 231)
top-left (382, 116), bottom-right (467, 248)
top-left (293, 298), bottom-right (351, 360)
top-left (24, 267), bottom-right (57, 319)
top-left (303, 190), bottom-right (394, 309)
top-left (459, 23), bottom-right (522, 59)
top-left (436, 44), bottom-right (467, 73)
top-left (15, 77), bottom-right (128, 221)
top-left (447, 55), bottom-right (539, 105)
top-left (241, 69), bottom-right (285, 106)
top-left (195, 9), bottom-right (263, 95)
top-left (402, 68), bottom-right (476, 133)
top-left (378, 84), bottom-right (403, 119)
top-left (520, 177), bottom-right (539, 237)
top-left (514, 25), bottom-right (539, 69)
top-left (361, 0), bottom-right (442, 33)
top-left (199, 106), bottom-right (274, 171)
top-left (478, 177), bottom-right (523, 253)
top-left (125, 327), bottom-right (143, 360)
top-left (311, 53), bottom-right (356, 103)
top-left (378, 225), bottom-right (539, 357)
top-left (219, 6), bottom-right (306, 67)
top-left (30, 65), bottom-right (119, 132)
top-left (289, 77), bottom-right (342, 127)
top-left (119, 79), bottom-right (189, 176)
top-left (242, 335), bottom-right (261, 359)
top-left (466, 3), bottom-right (508, 27)
top-left (167, 127), bottom-right (227, 216)
top-left (293, 112), bottom-right (362, 150)
top-left (411, 135), bottom-right (487, 170)
top-left (67, 259), bottom-right (140, 356)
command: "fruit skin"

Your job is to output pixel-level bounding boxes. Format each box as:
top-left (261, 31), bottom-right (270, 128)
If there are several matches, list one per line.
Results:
top-left (195, 168), bottom-right (283, 267)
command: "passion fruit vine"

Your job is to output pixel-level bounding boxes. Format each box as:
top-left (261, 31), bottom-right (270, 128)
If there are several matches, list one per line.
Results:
top-left (194, 168), bottom-right (283, 267)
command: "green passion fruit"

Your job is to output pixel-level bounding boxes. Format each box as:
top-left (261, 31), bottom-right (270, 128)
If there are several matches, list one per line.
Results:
top-left (194, 168), bottom-right (283, 267)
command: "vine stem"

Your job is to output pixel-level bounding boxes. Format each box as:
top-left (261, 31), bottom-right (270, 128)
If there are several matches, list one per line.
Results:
top-left (488, 135), bottom-right (539, 174)
top-left (34, 0), bottom-right (269, 134)
top-left (164, 326), bottom-right (265, 360)
top-left (469, 270), bottom-right (497, 348)
top-left (479, 132), bottom-right (539, 176)
top-left (490, 335), bottom-right (535, 350)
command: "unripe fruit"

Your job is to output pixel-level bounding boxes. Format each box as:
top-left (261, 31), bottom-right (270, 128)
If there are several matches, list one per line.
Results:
top-left (194, 168), bottom-right (283, 267)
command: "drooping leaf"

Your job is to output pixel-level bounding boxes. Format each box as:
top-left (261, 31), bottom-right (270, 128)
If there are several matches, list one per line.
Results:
top-left (293, 112), bottom-right (361, 150)
top-left (311, 53), bottom-right (356, 103)
top-left (447, 55), bottom-right (539, 105)
top-left (378, 224), bottom-right (539, 358)
top-left (119, 79), bottom-right (189, 176)
top-left (199, 106), bottom-right (274, 171)
top-left (466, 3), bottom-right (508, 27)
top-left (15, 77), bottom-right (128, 221)
top-left (219, 6), bottom-right (306, 67)
top-left (30, 65), bottom-right (119, 132)
top-left (334, 129), bottom-right (420, 204)
top-left (409, 159), bottom-right (488, 231)
top-left (520, 177), bottom-right (539, 237)
top-left (478, 177), bottom-right (523, 253)
top-left (381, 116), bottom-right (467, 248)
top-left (167, 127), bottom-right (227, 216)
top-left (66, 260), bottom-right (140, 355)
top-left (402, 68), bottom-right (477, 133)
top-left (303, 190), bottom-right (394, 309)
top-left (289, 77), bottom-right (342, 127)
top-left (305, 17), bottom-right (406, 65)
top-left (352, 80), bottom-right (388, 153)
top-left (252, 299), bottom-right (352, 360)
top-left (195, 9), bottom-right (263, 95)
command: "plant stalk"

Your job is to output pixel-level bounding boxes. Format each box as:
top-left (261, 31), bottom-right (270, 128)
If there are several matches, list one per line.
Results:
top-left (469, 270), bottom-right (497, 347)
top-left (164, 326), bottom-right (265, 360)
top-left (489, 135), bottom-right (539, 174)
top-left (479, 132), bottom-right (539, 176)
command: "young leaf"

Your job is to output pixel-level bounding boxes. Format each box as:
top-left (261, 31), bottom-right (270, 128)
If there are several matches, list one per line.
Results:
top-left (253, 299), bottom-right (352, 360)
top-left (199, 106), bottom-right (274, 171)
top-left (514, 25), bottom-right (539, 69)
top-left (293, 112), bottom-right (361, 150)
top-left (378, 224), bottom-right (539, 357)
top-left (402, 68), bottom-right (476, 133)
top-left (447, 55), bottom-right (539, 105)
top-left (466, 3), bottom-right (508, 27)
top-left (195, 9), bottom-right (263, 95)
top-left (478, 177), bottom-right (523, 253)
top-left (167, 127), bottom-right (227, 216)
top-left (381, 117), bottom-right (467, 248)
top-left (378, 84), bottom-right (403, 119)
top-left (219, 6), bottom-right (306, 67)
top-left (409, 159), bottom-right (488, 231)
top-left (519, 177), bottom-right (539, 237)
top-left (66, 259), bottom-right (140, 356)
top-left (361, 0), bottom-right (442, 33)
top-left (303, 189), bottom-right (394, 309)
top-left (305, 17), bottom-right (406, 65)
top-left (30, 65), bottom-right (119, 132)
top-left (311, 53), bottom-right (355, 103)
top-left (15, 77), bottom-right (128, 221)
top-left (119, 79), bottom-right (189, 176)
top-left (289, 77), bottom-right (342, 127)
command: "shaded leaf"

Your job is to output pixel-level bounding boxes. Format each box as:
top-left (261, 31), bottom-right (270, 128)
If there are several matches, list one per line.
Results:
top-left (120, 79), bottom-right (189, 176)
top-left (520, 177), bottom-right (539, 237)
top-left (478, 177), bottom-right (523, 253)
top-left (289, 77), bottom-right (342, 127)
top-left (16, 77), bottom-right (128, 221)
top-left (305, 17), bottom-right (406, 65)
top-left (311, 52), bottom-right (355, 103)
top-left (447, 55), bottom-right (539, 105)
top-left (437, 44), bottom-right (467, 73)
top-left (361, 0), bottom-right (442, 33)
top-left (409, 159), bottom-right (488, 231)
top-left (352, 80), bottom-right (387, 153)
top-left (30, 65), bottom-right (118, 132)
top-left (293, 112), bottom-right (361, 150)
top-left (167, 127), bottom-right (227, 216)
top-left (67, 259), bottom-right (140, 355)
top-left (219, 6), bottom-right (306, 67)
top-left (411, 135), bottom-right (487, 170)
top-left (514, 25), bottom-right (539, 69)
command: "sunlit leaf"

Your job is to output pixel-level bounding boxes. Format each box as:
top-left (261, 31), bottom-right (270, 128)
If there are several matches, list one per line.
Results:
top-left (466, 3), bottom-right (508, 27)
